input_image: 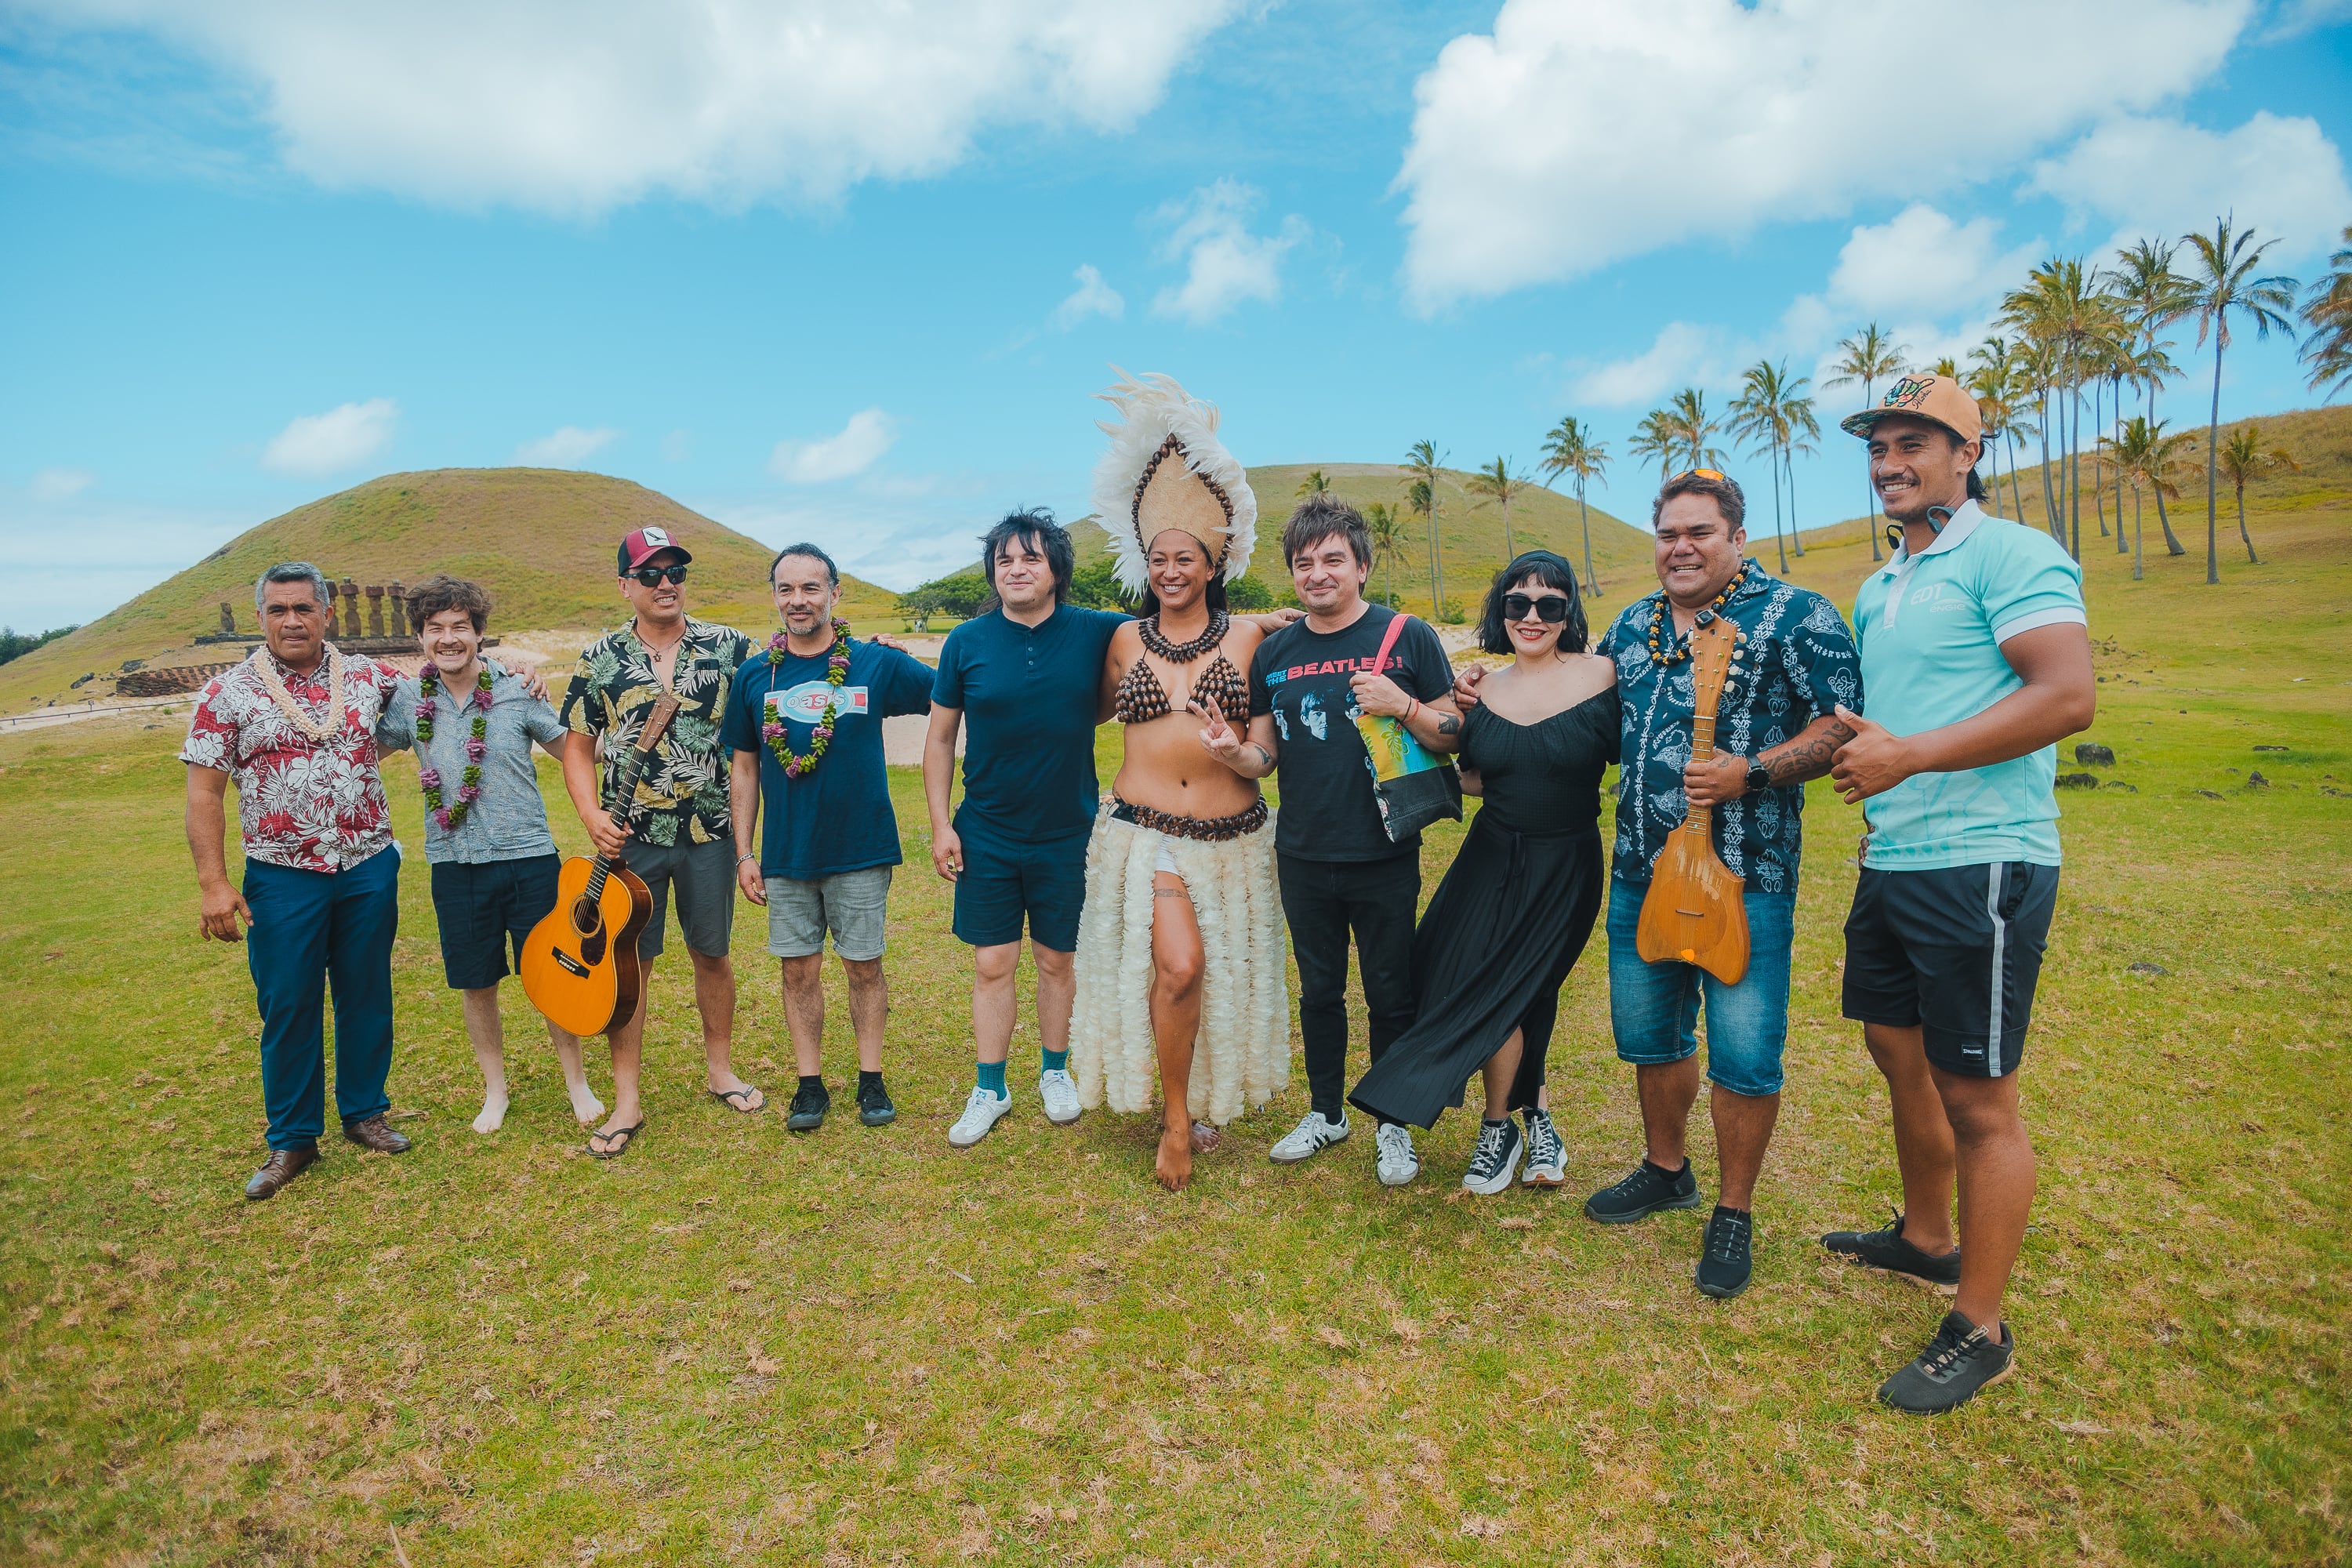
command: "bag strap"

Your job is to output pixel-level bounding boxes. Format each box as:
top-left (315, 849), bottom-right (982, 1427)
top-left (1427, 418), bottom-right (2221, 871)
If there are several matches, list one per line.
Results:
top-left (1370, 610), bottom-right (1413, 677)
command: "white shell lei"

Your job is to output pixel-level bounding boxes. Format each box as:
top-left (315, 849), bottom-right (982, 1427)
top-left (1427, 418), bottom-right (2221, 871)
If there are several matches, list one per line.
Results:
top-left (248, 644), bottom-right (347, 742)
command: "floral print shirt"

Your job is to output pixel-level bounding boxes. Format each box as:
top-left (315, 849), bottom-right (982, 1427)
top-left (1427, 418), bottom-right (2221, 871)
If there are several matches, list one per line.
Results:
top-left (1596, 562), bottom-right (1862, 895)
top-left (559, 616), bottom-right (754, 848)
top-left (180, 644), bottom-right (401, 873)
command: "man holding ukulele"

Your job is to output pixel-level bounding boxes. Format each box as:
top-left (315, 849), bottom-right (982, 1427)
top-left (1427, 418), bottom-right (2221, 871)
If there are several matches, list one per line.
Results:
top-left (1825, 373), bottom-right (2093, 1412)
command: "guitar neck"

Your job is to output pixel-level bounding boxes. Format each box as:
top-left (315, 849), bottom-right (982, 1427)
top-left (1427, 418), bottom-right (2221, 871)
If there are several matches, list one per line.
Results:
top-left (584, 737), bottom-right (658, 897)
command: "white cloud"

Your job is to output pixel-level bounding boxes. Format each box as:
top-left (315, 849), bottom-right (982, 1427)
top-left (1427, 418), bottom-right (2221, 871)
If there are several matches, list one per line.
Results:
top-left (2024, 111), bottom-right (2352, 263)
top-left (514, 425), bottom-right (620, 466)
top-left (2258, 0), bottom-right (2352, 39)
top-left (21, 1), bottom-right (1243, 213)
top-left (1395, 0), bottom-right (2252, 308)
top-left (1574, 322), bottom-right (1722, 408)
top-left (769, 408), bottom-right (898, 484)
top-left (29, 468), bottom-right (93, 501)
top-left (1151, 180), bottom-right (1309, 324)
top-left (1825, 205), bottom-right (2043, 319)
top-left (260, 397), bottom-right (397, 477)
top-left (1052, 263), bottom-right (1123, 329)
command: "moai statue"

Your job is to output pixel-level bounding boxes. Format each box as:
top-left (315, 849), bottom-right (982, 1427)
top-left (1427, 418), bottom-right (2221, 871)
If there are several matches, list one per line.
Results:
top-left (218, 601), bottom-right (236, 636)
top-left (365, 583), bottom-right (386, 637)
top-left (340, 579), bottom-right (362, 639)
top-left (388, 580), bottom-right (407, 637)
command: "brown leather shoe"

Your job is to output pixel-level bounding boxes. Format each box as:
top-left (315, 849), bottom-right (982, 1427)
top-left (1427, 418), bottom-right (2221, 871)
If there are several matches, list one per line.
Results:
top-left (244, 1145), bottom-right (318, 1200)
top-left (342, 1114), bottom-right (412, 1154)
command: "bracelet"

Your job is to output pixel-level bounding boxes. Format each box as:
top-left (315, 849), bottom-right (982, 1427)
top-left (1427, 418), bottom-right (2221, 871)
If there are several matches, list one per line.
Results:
top-left (736, 851), bottom-right (757, 866)
top-left (1405, 697), bottom-right (1421, 724)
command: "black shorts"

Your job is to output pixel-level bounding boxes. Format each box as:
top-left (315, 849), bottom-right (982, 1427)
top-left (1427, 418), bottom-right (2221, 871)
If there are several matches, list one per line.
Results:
top-left (429, 853), bottom-right (562, 991)
top-left (1842, 861), bottom-right (2059, 1079)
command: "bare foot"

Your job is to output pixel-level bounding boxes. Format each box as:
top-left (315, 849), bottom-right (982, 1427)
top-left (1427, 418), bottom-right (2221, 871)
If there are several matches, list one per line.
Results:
top-left (567, 1079), bottom-right (608, 1127)
top-left (1154, 1123), bottom-right (1193, 1191)
top-left (472, 1091), bottom-right (509, 1134)
top-left (1190, 1121), bottom-right (1221, 1153)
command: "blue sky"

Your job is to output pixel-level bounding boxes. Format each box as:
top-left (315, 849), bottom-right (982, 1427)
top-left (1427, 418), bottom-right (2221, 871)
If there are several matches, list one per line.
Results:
top-left (4, 0), bottom-right (2349, 630)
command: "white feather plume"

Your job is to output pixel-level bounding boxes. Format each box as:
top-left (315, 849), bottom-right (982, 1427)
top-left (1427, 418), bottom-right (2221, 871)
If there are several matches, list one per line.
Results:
top-left (1091, 367), bottom-right (1259, 597)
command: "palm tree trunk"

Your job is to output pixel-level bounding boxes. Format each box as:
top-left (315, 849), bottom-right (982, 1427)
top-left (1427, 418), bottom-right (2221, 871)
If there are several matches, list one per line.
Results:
top-left (2205, 343), bottom-right (2223, 585)
top-left (1577, 486), bottom-right (1596, 597)
top-left (1787, 440), bottom-right (1807, 557)
top-left (2147, 375), bottom-right (2186, 555)
top-left (2238, 481), bottom-right (2258, 564)
top-left (1864, 376), bottom-right (1883, 561)
top-left (2036, 392), bottom-right (2060, 541)
top-left (2132, 483), bottom-right (2144, 581)
top-left (1769, 441), bottom-right (1788, 574)
top-left (2090, 377), bottom-right (2108, 538)
top-left (2112, 378), bottom-right (2128, 554)
top-left (2067, 356), bottom-right (2083, 561)
top-left (2005, 433), bottom-right (2025, 519)
top-left (1502, 496), bottom-right (1513, 566)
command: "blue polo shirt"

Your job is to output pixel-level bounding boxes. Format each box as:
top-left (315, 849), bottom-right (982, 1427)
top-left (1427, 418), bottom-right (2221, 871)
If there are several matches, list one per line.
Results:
top-left (1851, 502), bottom-right (2086, 870)
top-left (932, 603), bottom-right (1129, 841)
top-left (721, 638), bottom-right (938, 880)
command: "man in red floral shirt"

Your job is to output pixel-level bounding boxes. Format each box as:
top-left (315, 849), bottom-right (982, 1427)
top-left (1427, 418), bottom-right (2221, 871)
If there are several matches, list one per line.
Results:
top-left (183, 562), bottom-right (412, 1200)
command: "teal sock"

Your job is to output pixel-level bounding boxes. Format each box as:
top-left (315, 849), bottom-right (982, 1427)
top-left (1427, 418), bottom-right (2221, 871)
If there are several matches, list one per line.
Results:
top-left (976, 1060), bottom-right (1007, 1098)
top-left (1040, 1047), bottom-right (1069, 1074)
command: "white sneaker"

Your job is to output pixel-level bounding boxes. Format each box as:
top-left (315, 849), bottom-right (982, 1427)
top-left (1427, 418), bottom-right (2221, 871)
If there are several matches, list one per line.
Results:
top-left (1520, 1108), bottom-right (1566, 1187)
top-left (947, 1086), bottom-right (1014, 1149)
top-left (1269, 1109), bottom-right (1351, 1163)
top-left (1375, 1123), bottom-right (1421, 1186)
top-left (1037, 1069), bottom-right (1082, 1125)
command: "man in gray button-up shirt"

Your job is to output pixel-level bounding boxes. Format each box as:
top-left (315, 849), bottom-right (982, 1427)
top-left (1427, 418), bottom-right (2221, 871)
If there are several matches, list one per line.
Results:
top-left (378, 576), bottom-right (608, 1136)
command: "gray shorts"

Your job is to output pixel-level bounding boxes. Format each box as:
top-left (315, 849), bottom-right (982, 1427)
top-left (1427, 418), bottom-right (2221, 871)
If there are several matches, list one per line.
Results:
top-left (766, 866), bottom-right (892, 961)
top-left (624, 833), bottom-right (736, 961)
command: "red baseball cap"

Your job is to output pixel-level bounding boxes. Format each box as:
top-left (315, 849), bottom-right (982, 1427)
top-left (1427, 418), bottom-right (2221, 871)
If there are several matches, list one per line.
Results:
top-left (617, 525), bottom-right (692, 574)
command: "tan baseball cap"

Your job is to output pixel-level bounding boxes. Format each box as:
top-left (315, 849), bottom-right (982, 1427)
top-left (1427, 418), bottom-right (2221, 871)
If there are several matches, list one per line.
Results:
top-left (1840, 372), bottom-right (1982, 445)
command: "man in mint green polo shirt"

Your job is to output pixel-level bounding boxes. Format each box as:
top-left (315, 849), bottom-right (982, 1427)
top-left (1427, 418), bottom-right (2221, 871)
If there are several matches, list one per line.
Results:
top-left (1820, 372), bottom-right (2095, 1414)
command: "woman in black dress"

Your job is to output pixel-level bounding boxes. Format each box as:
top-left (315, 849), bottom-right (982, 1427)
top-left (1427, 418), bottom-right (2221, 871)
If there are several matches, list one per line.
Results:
top-left (1348, 551), bottom-right (1617, 1192)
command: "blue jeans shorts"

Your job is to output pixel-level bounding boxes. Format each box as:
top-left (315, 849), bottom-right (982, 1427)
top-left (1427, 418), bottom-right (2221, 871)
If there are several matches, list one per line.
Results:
top-left (1605, 875), bottom-right (1796, 1098)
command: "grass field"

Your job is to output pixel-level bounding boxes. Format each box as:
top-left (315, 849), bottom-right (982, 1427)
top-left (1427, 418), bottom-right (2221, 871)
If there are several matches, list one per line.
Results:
top-left (2, 481), bottom-right (2348, 1563)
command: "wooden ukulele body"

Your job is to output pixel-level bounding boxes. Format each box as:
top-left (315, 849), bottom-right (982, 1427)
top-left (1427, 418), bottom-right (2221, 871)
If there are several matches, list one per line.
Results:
top-left (520, 855), bottom-right (654, 1037)
top-left (1634, 615), bottom-right (1752, 985)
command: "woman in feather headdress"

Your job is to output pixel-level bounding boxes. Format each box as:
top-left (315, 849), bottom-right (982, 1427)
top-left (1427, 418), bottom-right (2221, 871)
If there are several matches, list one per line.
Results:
top-left (1071, 372), bottom-right (1290, 1190)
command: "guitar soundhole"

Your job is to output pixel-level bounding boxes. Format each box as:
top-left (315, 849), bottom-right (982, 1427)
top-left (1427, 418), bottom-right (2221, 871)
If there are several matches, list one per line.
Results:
top-left (571, 897), bottom-right (608, 967)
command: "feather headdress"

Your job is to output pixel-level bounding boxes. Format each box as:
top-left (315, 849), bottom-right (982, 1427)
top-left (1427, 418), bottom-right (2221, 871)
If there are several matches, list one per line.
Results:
top-left (1090, 368), bottom-right (1258, 597)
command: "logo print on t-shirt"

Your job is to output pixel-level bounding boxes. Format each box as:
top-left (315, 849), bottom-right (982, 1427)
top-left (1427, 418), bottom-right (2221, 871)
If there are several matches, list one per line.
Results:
top-left (1300, 691), bottom-right (1327, 740)
top-left (770, 683), bottom-right (870, 723)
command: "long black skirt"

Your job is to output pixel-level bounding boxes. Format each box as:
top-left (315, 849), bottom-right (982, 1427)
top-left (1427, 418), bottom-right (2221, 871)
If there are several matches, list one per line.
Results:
top-left (1346, 814), bottom-right (1604, 1130)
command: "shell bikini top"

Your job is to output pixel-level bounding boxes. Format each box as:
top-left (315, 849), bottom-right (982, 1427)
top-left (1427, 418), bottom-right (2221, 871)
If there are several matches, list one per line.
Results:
top-left (1112, 651), bottom-right (1248, 725)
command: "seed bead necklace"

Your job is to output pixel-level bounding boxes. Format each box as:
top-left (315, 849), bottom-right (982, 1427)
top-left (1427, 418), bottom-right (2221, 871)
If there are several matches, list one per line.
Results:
top-left (1646, 562), bottom-right (1751, 666)
top-left (416, 664), bottom-right (494, 830)
top-left (1138, 608), bottom-right (1229, 664)
top-left (761, 619), bottom-right (852, 780)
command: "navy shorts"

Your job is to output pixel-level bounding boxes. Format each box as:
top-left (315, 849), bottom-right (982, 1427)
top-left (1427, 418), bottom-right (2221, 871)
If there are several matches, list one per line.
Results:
top-left (1842, 861), bottom-right (2060, 1079)
top-left (952, 822), bottom-right (1087, 953)
top-left (429, 853), bottom-right (561, 991)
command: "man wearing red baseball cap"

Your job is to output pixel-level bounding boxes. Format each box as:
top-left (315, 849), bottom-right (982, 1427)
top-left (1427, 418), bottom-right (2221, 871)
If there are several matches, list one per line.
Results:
top-left (1821, 372), bottom-right (2095, 1411)
top-left (556, 524), bottom-right (762, 1158)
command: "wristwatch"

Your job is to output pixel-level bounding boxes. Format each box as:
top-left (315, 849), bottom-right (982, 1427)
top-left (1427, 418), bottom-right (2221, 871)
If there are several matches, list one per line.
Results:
top-left (1744, 759), bottom-right (1772, 797)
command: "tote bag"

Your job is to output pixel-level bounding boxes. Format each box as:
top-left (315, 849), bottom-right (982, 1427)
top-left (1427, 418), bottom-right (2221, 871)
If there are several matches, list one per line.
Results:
top-left (1355, 612), bottom-right (1463, 843)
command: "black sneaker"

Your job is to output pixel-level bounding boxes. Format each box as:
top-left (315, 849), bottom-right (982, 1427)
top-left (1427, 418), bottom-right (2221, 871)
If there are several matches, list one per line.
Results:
top-left (1583, 1158), bottom-right (1701, 1225)
top-left (785, 1083), bottom-right (830, 1133)
top-left (1877, 1310), bottom-right (2016, 1413)
top-left (1461, 1119), bottom-right (1523, 1195)
top-left (1694, 1205), bottom-right (1753, 1298)
top-left (1822, 1210), bottom-right (1962, 1292)
top-left (856, 1077), bottom-right (897, 1127)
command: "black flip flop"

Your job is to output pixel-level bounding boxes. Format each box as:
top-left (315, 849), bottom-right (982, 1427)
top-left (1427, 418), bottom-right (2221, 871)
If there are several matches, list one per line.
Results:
top-left (588, 1120), bottom-right (645, 1160)
top-left (708, 1085), bottom-right (764, 1115)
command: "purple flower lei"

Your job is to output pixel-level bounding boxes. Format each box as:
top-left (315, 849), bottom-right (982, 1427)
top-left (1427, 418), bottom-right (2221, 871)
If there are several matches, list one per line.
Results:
top-left (761, 619), bottom-right (851, 781)
top-left (417, 664), bottom-right (494, 830)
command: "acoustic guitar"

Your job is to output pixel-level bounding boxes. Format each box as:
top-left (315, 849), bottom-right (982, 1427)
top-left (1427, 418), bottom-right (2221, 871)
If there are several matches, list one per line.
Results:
top-left (520, 694), bottom-right (680, 1037)
top-left (1635, 614), bottom-right (1751, 984)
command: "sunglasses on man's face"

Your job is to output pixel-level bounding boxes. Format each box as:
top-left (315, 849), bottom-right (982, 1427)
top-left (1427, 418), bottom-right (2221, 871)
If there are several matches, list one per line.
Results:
top-left (630, 564), bottom-right (689, 586)
top-left (1501, 592), bottom-right (1572, 624)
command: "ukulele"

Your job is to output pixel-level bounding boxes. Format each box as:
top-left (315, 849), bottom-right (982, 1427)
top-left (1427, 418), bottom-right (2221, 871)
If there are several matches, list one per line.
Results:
top-left (1635, 615), bottom-right (1751, 984)
top-left (520, 694), bottom-right (680, 1037)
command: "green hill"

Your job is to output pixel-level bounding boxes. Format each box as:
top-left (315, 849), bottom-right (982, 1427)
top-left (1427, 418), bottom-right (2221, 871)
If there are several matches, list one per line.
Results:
top-left (2, 469), bottom-right (898, 711)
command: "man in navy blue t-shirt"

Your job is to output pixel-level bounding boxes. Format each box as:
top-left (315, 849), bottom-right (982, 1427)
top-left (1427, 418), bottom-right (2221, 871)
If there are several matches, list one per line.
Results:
top-left (725, 544), bottom-right (936, 1134)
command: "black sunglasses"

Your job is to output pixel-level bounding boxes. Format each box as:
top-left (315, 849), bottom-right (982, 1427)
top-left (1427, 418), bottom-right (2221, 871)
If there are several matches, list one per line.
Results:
top-left (1501, 591), bottom-right (1572, 624)
top-left (630, 564), bottom-right (688, 586)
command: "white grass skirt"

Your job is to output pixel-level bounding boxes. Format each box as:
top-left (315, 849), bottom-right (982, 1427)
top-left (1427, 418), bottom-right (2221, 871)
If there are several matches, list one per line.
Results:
top-left (1070, 800), bottom-right (1290, 1126)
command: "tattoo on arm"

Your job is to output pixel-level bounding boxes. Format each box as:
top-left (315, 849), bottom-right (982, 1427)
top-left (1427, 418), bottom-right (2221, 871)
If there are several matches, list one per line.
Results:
top-left (1759, 719), bottom-right (1856, 786)
top-left (1250, 742), bottom-right (1275, 771)
top-left (1435, 713), bottom-right (1461, 736)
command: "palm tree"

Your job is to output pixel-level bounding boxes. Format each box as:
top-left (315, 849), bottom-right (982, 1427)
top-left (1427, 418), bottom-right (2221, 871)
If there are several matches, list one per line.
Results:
top-left (2215, 425), bottom-right (2299, 564)
top-left (1667, 387), bottom-right (1727, 470)
top-left (1295, 469), bottom-right (1332, 498)
top-left (2100, 416), bottom-right (2187, 582)
top-left (1465, 457), bottom-right (1534, 564)
top-left (1402, 440), bottom-right (1448, 615)
top-left (2181, 216), bottom-right (2300, 584)
top-left (1363, 500), bottom-right (1404, 605)
top-left (1825, 324), bottom-right (1907, 560)
top-left (1730, 360), bottom-right (1795, 573)
top-left (1538, 415), bottom-right (1610, 594)
top-left (1782, 389), bottom-right (1820, 559)
top-left (2299, 223), bottom-right (2352, 401)
top-left (2001, 257), bottom-right (2108, 561)
top-left (2107, 237), bottom-right (2194, 555)
top-left (1966, 337), bottom-right (2026, 520)
top-left (1629, 408), bottom-right (1679, 485)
